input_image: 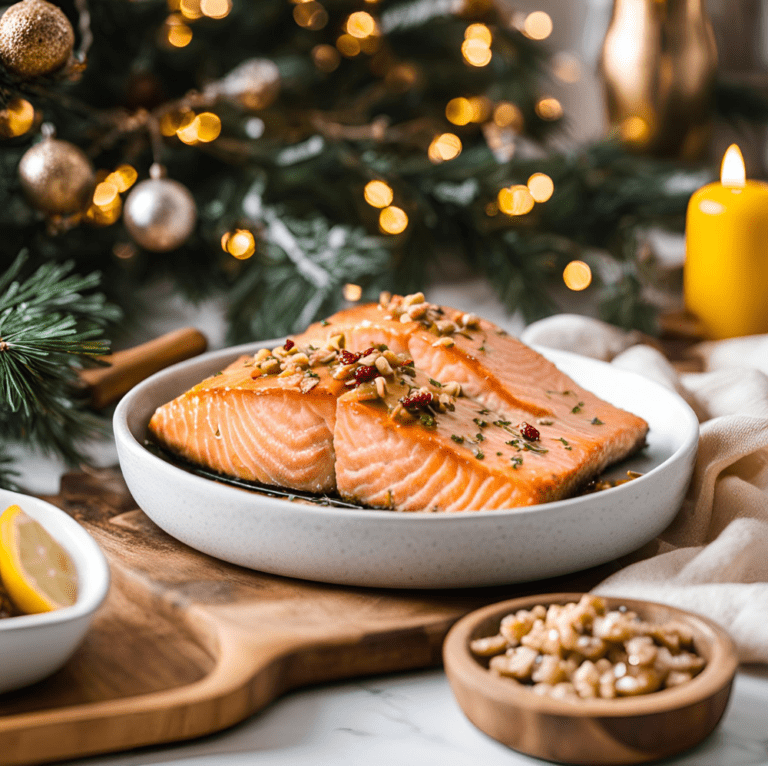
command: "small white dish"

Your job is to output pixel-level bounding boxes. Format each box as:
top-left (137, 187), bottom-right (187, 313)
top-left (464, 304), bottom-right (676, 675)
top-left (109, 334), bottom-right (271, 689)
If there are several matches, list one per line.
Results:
top-left (114, 342), bottom-right (699, 590)
top-left (0, 490), bottom-right (110, 694)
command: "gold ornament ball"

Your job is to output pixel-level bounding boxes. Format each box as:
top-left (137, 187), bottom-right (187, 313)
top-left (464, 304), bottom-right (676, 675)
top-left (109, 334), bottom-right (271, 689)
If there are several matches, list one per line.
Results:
top-left (0, 0), bottom-right (75, 79)
top-left (18, 137), bottom-right (95, 215)
top-left (123, 178), bottom-right (197, 252)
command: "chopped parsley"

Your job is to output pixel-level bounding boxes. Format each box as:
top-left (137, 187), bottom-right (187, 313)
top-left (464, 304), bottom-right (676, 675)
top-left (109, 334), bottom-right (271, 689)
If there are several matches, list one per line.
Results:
top-left (493, 420), bottom-right (511, 427)
top-left (451, 434), bottom-right (465, 444)
top-left (591, 417), bottom-right (604, 425)
top-left (478, 345), bottom-right (486, 352)
top-left (213, 371), bottom-right (223, 376)
top-left (475, 451), bottom-right (485, 460)
top-left (428, 378), bottom-right (442, 388)
top-left (571, 401), bottom-right (585, 414)
top-left (419, 412), bottom-right (436, 427)
top-left (321, 319), bottom-right (330, 326)
top-left (305, 370), bottom-right (319, 378)
top-left (475, 433), bottom-right (485, 442)
top-left (510, 456), bottom-right (523, 469)
top-left (477, 408), bottom-right (490, 415)
top-left (473, 418), bottom-right (488, 428)
top-left (557, 437), bottom-right (572, 450)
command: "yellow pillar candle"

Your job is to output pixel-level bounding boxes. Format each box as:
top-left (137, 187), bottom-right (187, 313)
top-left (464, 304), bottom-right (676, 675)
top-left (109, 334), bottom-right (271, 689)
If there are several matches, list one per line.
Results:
top-left (685, 144), bottom-right (768, 339)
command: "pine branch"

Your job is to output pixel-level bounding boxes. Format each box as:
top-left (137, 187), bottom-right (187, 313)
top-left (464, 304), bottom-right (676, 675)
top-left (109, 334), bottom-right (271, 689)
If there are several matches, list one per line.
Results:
top-left (0, 253), bottom-right (120, 464)
top-left (0, 447), bottom-right (20, 492)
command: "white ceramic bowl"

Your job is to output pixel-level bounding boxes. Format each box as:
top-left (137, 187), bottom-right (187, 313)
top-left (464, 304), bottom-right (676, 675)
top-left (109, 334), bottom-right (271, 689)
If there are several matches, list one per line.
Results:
top-left (114, 342), bottom-right (699, 590)
top-left (0, 490), bottom-right (110, 693)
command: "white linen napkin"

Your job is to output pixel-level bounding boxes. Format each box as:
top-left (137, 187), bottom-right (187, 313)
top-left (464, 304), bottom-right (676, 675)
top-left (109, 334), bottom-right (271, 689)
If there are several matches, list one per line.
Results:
top-left (522, 316), bottom-right (768, 663)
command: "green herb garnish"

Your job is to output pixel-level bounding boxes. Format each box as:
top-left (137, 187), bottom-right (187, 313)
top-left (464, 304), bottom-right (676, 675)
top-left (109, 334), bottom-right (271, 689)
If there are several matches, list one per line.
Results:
top-left (591, 417), bottom-right (604, 425)
top-left (451, 434), bottom-right (464, 444)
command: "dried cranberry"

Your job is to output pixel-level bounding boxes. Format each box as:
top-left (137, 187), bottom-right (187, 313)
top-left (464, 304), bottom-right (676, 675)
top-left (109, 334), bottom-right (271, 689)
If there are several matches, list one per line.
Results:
top-left (520, 423), bottom-right (540, 441)
top-left (401, 391), bottom-right (433, 410)
top-left (339, 349), bottom-right (361, 365)
top-left (354, 365), bottom-right (380, 384)
top-left (362, 347), bottom-right (378, 356)
top-left (284, 339), bottom-right (295, 351)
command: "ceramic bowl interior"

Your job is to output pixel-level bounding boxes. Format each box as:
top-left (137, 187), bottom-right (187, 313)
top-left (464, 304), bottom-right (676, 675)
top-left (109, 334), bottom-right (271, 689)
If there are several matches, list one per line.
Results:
top-left (443, 593), bottom-right (738, 764)
top-left (0, 490), bottom-right (110, 694)
top-left (114, 341), bottom-right (699, 589)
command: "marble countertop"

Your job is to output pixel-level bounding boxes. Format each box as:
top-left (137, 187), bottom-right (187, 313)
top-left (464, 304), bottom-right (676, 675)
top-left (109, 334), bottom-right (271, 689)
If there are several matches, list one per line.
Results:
top-left (9, 276), bottom-right (768, 766)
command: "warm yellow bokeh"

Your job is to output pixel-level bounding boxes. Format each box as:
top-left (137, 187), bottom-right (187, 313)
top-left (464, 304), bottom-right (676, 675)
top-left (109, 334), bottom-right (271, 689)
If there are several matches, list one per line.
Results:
top-left (536, 97), bottom-right (563, 120)
top-left (0, 98), bottom-right (34, 139)
top-left (364, 180), bottom-right (394, 208)
top-left (620, 116), bottom-right (649, 143)
top-left (180, 0), bottom-right (202, 19)
top-left (337, 34), bottom-right (361, 57)
top-left (379, 206), bottom-right (408, 234)
top-left (166, 15), bottom-right (193, 47)
top-left (563, 260), bottom-right (592, 291)
top-left (527, 172), bottom-right (554, 203)
top-left (445, 97), bottom-right (473, 126)
top-left (462, 38), bottom-right (492, 67)
top-left (343, 283), bottom-right (363, 301)
top-left (493, 102), bottom-right (524, 131)
top-left (523, 11), bottom-right (553, 40)
top-left (109, 165), bottom-right (138, 193)
top-left (195, 112), bottom-right (222, 142)
top-left (200, 0), bottom-right (231, 18)
top-left (312, 44), bottom-right (341, 72)
top-left (93, 181), bottom-right (119, 208)
top-left (497, 185), bottom-right (535, 216)
top-left (293, 2), bottom-right (328, 30)
top-left (468, 96), bottom-right (492, 123)
top-left (222, 229), bottom-right (256, 259)
top-left (428, 133), bottom-right (462, 163)
top-left (464, 23), bottom-right (492, 46)
top-left (346, 11), bottom-right (376, 38)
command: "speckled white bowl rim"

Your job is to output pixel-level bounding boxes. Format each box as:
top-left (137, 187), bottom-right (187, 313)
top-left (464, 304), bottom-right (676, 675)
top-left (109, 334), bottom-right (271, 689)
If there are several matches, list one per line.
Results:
top-left (0, 489), bottom-right (110, 692)
top-left (114, 341), bottom-right (699, 589)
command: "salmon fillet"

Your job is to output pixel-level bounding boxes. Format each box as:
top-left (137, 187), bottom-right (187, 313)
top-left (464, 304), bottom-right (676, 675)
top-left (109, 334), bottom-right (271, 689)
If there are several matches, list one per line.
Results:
top-left (149, 294), bottom-right (649, 510)
top-left (295, 293), bottom-right (648, 484)
top-left (148, 348), bottom-right (345, 493)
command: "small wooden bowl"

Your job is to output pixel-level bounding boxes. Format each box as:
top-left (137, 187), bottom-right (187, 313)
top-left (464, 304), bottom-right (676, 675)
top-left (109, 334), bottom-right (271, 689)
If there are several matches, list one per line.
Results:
top-left (443, 593), bottom-right (737, 765)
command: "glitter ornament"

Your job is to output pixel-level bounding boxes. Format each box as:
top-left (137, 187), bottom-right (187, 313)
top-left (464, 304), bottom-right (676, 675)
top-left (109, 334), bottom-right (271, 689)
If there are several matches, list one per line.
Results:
top-left (18, 133), bottom-right (95, 215)
top-left (0, 0), bottom-right (74, 79)
top-left (123, 165), bottom-right (197, 252)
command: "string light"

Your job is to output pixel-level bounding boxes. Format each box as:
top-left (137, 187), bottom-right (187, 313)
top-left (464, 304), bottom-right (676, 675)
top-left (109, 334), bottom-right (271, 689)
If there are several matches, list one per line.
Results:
top-left (166, 14), bottom-right (193, 47)
top-left (364, 180), bottom-right (394, 208)
top-left (523, 11), bottom-right (553, 40)
top-left (221, 229), bottom-right (256, 259)
top-left (468, 96), bottom-right (492, 123)
top-left (108, 165), bottom-right (138, 193)
top-left (336, 34), bottom-right (361, 57)
top-left (200, 0), bottom-right (231, 18)
top-left (446, 97), bottom-right (473, 126)
top-left (93, 180), bottom-right (118, 208)
top-left (461, 37), bottom-right (492, 67)
top-left (535, 97), bottom-right (563, 121)
top-left (0, 98), bottom-right (35, 139)
top-left (379, 206), bottom-right (408, 234)
top-left (179, 0), bottom-right (203, 20)
top-left (620, 116), bottom-right (649, 143)
top-left (194, 112), bottom-right (222, 142)
top-left (464, 23), bottom-right (492, 46)
top-left (346, 11), bottom-right (376, 38)
top-left (563, 260), bottom-right (592, 291)
top-left (293, 2), bottom-right (328, 30)
top-left (527, 172), bottom-right (554, 203)
top-left (497, 185), bottom-right (534, 216)
top-left (312, 44), bottom-right (341, 72)
top-left (493, 102), bottom-right (523, 131)
top-left (428, 133), bottom-right (462, 163)
top-left (343, 283), bottom-right (363, 301)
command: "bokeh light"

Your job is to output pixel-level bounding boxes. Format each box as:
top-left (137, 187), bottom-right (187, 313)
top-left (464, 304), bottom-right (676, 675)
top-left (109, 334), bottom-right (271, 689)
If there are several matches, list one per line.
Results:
top-left (493, 102), bottom-right (524, 131)
top-left (222, 229), bottom-right (256, 259)
top-left (379, 206), bottom-right (408, 234)
top-left (364, 180), bottom-right (394, 208)
top-left (620, 116), bottom-right (649, 143)
top-left (93, 181), bottom-right (118, 208)
top-left (553, 52), bottom-right (581, 83)
top-left (535, 97), bottom-right (563, 120)
top-left (468, 96), bottom-right (492, 123)
top-left (497, 185), bottom-right (535, 216)
top-left (446, 97), bottom-right (473, 126)
top-left (336, 33), bottom-right (361, 57)
top-left (166, 15), bottom-right (193, 47)
top-left (563, 260), bottom-right (592, 291)
top-left (293, 1), bottom-right (328, 30)
top-left (462, 37), bottom-right (492, 67)
top-left (312, 44), bottom-right (341, 72)
top-left (200, 0), bottom-right (231, 18)
top-left (179, 0), bottom-right (202, 20)
top-left (108, 165), bottom-right (138, 192)
top-left (0, 98), bottom-right (34, 139)
top-left (527, 172), bottom-right (554, 203)
top-left (523, 11), bottom-right (553, 40)
top-left (346, 11), bottom-right (376, 38)
top-left (343, 283), bottom-right (363, 302)
top-left (428, 133), bottom-right (462, 163)
top-left (194, 112), bottom-right (222, 142)
top-left (464, 23), bottom-right (492, 46)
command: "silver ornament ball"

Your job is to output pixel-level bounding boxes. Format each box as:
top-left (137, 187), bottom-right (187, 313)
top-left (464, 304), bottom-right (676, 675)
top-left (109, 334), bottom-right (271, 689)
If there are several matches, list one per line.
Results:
top-left (123, 177), bottom-right (197, 252)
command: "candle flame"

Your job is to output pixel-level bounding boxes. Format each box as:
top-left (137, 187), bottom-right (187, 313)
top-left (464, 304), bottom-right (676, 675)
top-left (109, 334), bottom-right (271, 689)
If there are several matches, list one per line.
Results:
top-left (721, 144), bottom-right (746, 188)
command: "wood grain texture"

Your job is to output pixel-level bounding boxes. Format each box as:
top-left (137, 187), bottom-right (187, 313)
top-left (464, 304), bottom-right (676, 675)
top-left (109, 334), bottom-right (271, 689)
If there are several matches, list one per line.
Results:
top-left (0, 469), bottom-right (618, 766)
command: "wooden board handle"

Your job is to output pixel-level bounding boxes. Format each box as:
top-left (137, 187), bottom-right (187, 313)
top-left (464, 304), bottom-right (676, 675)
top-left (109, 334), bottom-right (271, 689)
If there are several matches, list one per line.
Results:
top-left (80, 328), bottom-right (208, 410)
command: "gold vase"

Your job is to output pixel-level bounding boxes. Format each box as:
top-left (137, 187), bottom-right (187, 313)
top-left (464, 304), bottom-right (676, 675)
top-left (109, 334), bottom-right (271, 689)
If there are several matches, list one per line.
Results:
top-left (600, 0), bottom-right (718, 159)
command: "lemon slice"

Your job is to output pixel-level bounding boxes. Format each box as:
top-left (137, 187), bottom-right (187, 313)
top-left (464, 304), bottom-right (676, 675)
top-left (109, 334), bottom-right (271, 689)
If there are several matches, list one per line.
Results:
top-left (0, 505), bottom-right (78, 614)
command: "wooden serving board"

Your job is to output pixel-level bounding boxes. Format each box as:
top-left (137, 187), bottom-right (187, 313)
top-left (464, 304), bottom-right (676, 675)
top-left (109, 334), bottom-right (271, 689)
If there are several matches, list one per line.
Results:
top-left (0, 469), bottom-right (618, 766)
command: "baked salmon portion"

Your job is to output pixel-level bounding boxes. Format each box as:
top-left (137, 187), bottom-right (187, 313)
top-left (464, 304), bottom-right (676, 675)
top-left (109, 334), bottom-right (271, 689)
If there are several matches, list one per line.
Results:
top-left (147, 343), bottom-right (347, 493)
top-left (333, 364), bottom-right (638, 512)
top-left (295, 292), bottom-right (648, 480)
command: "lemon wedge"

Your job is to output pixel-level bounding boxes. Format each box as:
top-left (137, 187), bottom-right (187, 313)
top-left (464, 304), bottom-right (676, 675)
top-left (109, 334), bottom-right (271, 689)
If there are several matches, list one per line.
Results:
top-left (0, 505), bottom-right (78, 614)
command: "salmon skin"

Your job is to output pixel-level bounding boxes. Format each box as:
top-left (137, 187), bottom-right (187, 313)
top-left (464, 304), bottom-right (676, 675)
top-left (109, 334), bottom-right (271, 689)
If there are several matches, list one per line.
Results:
top-left (149, 294), bottom-right (649, 511)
